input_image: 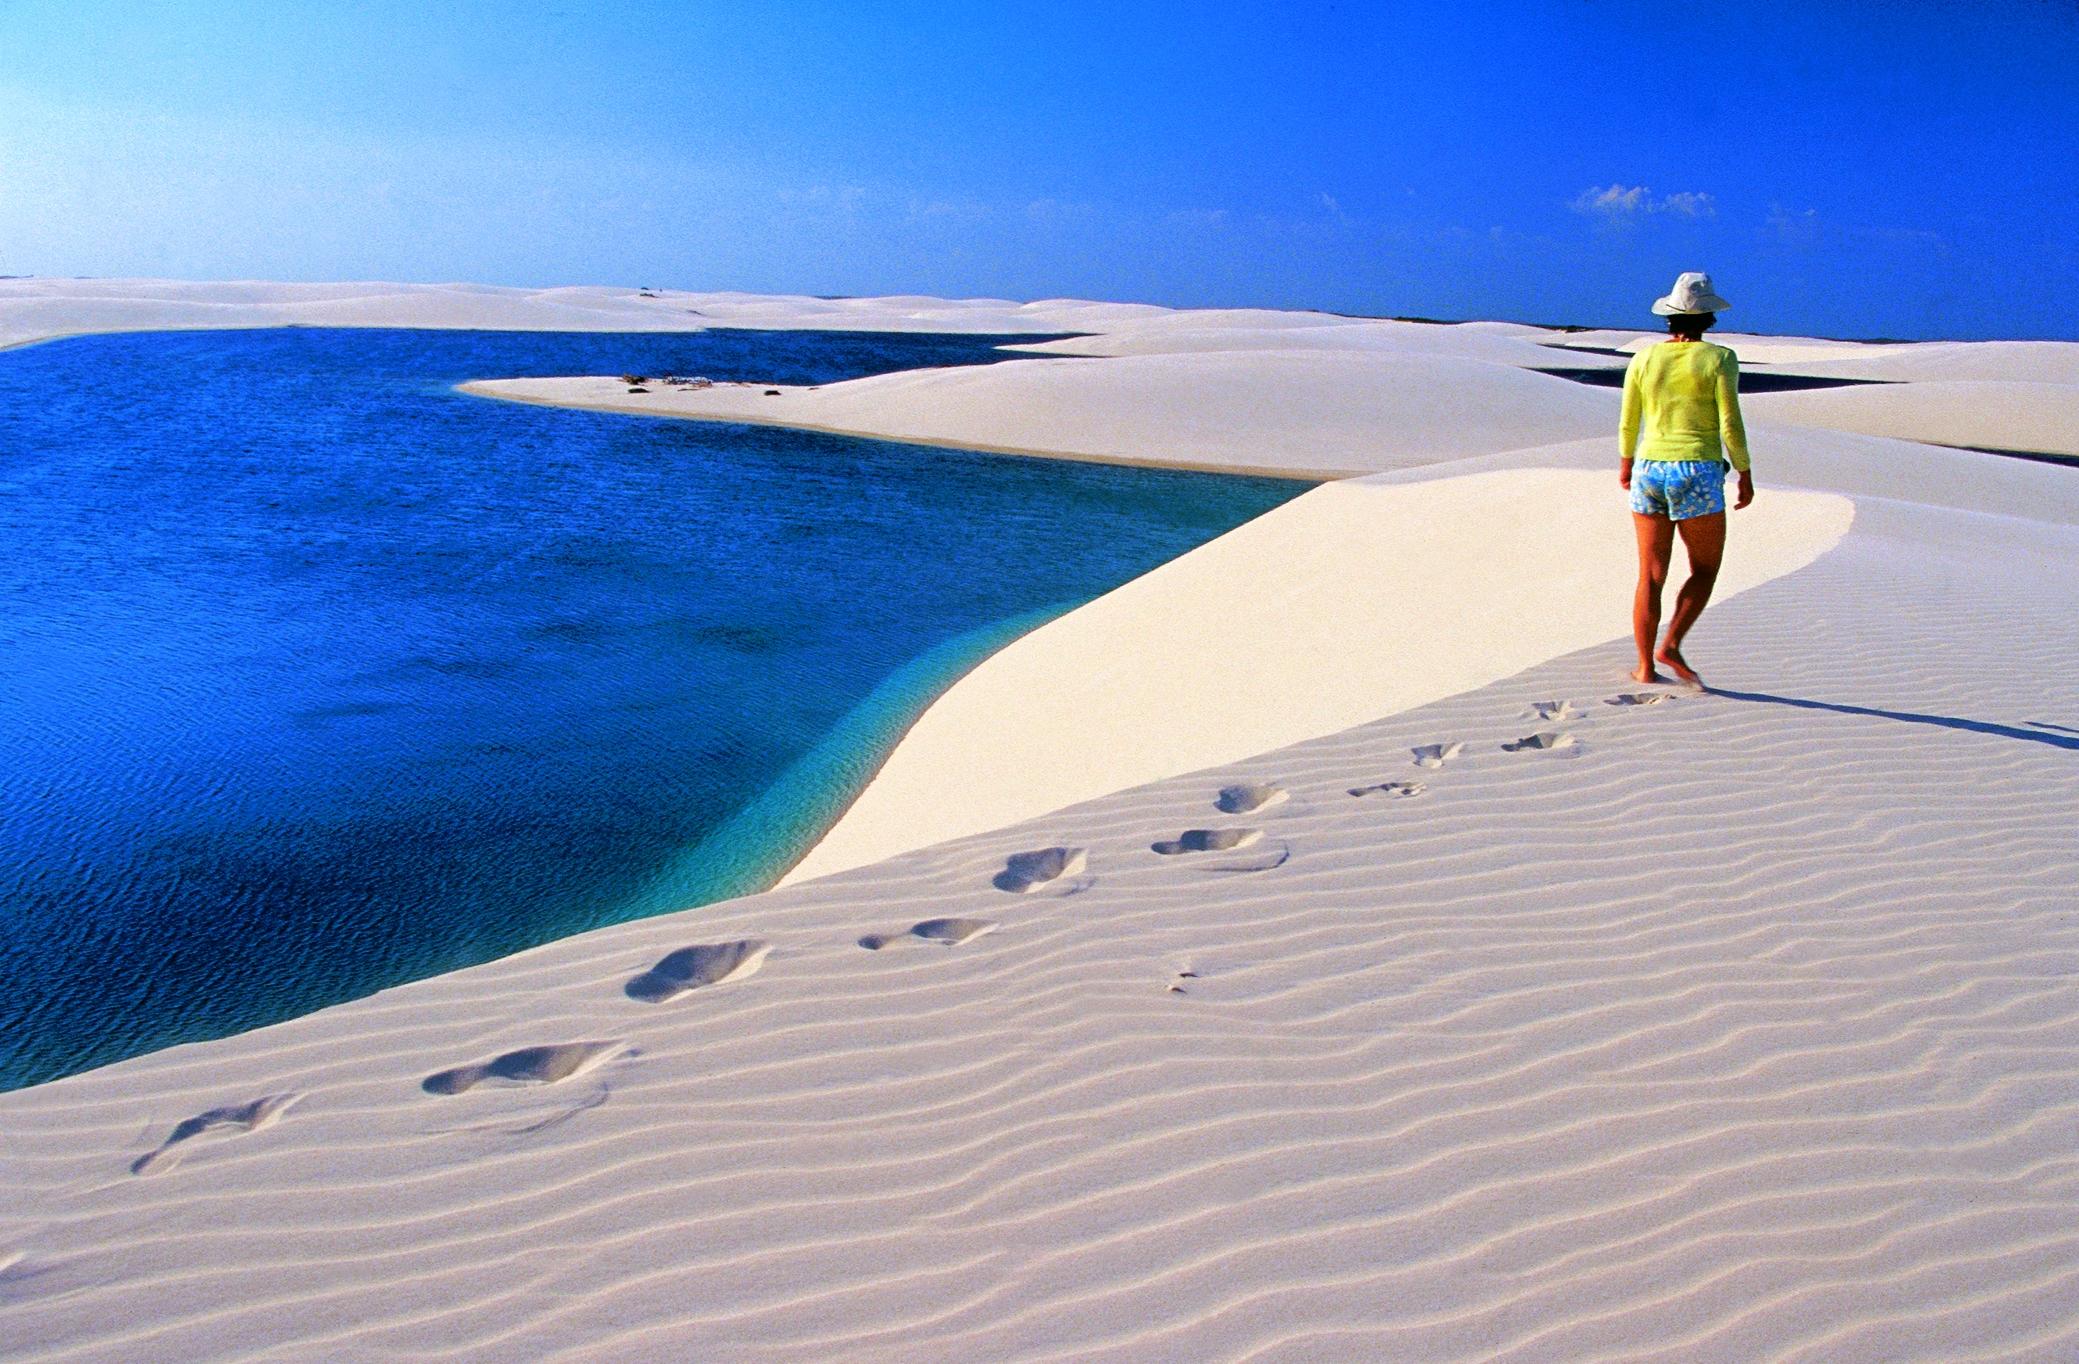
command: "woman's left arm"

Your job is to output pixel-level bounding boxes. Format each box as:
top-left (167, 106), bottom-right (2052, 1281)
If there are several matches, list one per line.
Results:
top-left (1719, 352), bottom-right (1755, 508)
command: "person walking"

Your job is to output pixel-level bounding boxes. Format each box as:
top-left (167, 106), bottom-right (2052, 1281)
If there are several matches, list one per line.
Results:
top-left (1619, 271), bottom-right (1754, 687)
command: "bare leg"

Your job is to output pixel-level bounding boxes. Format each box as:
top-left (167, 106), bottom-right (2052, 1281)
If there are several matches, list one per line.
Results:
top-left (1631, 512), bottom-right (1674, 684)
top-left (1657, 511), bottom-right (1726, 686)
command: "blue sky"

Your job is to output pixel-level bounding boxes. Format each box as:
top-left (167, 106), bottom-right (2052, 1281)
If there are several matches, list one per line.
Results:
top-left (3, 1), bottom-right (2075, 338)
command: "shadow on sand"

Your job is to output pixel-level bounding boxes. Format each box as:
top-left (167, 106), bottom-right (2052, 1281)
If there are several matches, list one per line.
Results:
top-left (1711, 689), bottom-right (2079, 753)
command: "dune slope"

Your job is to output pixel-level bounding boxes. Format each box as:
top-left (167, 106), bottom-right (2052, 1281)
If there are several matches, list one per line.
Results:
top-left (2, 487), bottom-right (2074, 1361)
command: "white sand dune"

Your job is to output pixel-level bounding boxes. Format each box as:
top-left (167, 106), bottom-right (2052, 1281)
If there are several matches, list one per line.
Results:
top-left (998, 313), bottom-right (1628, 370)
top-left (3, 283), bottom-right (2078, 1360)
top-left (0, 278), bottom-right (1150, 352)
top-left (465, 351), bottom-right (1624, 479)
top-left (3, 486), bottom-right (2074, 1359)
top-left (0, 278), bottom-right (699, 350)
top-left (1537, 327), bottom-right (2079, 387)
top-left (1748, 380), bottom-right (2079, 457)
top-left (781, 466), bottom-right (1851, 883)
top-left (1544, 330), bottom-right (1932, 366)
top-left (1755, 339), bottom-right (2079, 386)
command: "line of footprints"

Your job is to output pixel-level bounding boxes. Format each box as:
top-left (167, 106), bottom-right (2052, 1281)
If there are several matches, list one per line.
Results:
top-left (123, 688), bottom-right (1686, 1175)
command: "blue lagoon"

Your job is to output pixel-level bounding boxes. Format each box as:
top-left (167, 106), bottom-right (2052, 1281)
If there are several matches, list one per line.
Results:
top-left (0, 327), bottom-right (1307, 1088)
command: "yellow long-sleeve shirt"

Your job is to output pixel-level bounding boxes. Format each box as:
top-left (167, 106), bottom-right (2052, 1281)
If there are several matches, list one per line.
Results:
top-left (1619, 340), bottom-right (1751, 472)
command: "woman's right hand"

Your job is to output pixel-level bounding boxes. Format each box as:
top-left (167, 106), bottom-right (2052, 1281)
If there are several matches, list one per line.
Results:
top-left (1734, 470), bottom-right (1755, 509)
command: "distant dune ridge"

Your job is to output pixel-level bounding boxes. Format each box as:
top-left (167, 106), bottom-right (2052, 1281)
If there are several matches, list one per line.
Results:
top-left (0, 278), bottom-right (1173, 353)
top-left (3, 279), bottom-right (2078, 1360)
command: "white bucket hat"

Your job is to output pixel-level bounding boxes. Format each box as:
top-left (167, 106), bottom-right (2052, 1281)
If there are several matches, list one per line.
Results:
top-left (1652, 271), bottom-right (1731, 315)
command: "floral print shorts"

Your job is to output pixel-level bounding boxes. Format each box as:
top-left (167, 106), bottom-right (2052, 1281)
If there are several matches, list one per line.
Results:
top-left (1629, 460), bottom-right (1727, 521)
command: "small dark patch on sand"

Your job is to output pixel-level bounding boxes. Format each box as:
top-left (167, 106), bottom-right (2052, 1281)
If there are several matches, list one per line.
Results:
top-left (1531, 368), bottom-right (1894, 393)
top-left (1931, 443), bottom-right (2079, 469)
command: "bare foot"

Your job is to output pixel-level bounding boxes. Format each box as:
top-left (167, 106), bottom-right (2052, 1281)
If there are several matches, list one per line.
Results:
top-left (1632, 663), bottom-right (1666, 684)
top-left (1655, 645), bottom-right (1704, 687)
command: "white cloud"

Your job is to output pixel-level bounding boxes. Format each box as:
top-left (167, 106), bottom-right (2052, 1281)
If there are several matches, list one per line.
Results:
top-left (1571, 184), bottom-right (1715, 219)
top-left (1660, 191), bottom-right (1717, 218)
top-left (1573, 184), bottom-right (1652, 216)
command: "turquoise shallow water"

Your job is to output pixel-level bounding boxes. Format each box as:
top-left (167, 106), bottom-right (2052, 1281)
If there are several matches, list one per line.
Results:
top-left (0, 327), bottom-right (1308, 1089)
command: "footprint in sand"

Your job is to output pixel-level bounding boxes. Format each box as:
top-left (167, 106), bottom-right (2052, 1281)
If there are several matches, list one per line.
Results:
top-left (1215, 782), bottom-right (1288, 815)
top-left (1167, 969), bottom-right (1200, 996)
top-left (1606, 692), bottom-right (1677, 707)
top-left (859, 917), bottom-right (1000, 951)
top-left (993, 846), bottom-right (1087, 894)
top-left (1412, 742), bottom-right (1465, 769)
top-left (625, 939), bottom-right (771, 1003)
top-left (130, 1093), bottom-right (302, 1176)
top-left (1152, 828), bottom-right (1264, 856)
top-left (1501, 731), bottom-right (1582, 756)
top-left (1525, 700), bottom-right (1581, 721)
top-left (422, 1041), bottom-right (627, 1096)
top-left (1349, 779), bottom-right (1426, 799)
